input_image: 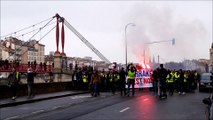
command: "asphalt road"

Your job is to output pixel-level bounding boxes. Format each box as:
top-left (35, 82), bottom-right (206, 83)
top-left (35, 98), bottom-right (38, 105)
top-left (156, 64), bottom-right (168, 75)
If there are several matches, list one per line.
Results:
top-left (1, 90), bottom-right (210, 120)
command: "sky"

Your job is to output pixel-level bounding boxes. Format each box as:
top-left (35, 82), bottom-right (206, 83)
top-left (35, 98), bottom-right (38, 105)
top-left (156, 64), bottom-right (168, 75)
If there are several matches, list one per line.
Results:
top-left (1, 0), bottom-right (212, 64)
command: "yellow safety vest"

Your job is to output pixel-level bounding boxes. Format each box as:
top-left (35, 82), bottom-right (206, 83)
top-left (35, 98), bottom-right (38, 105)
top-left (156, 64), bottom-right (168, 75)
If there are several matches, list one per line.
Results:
top-left (15, 72), bottom-right (20, 81)
top-left (117, 75), bottom-right (120, 80)
top-left (174, 72), bottom-right (180, 81)
top-left (184, 74), bottom-right (187, 83)
top-left (114, 74), bottom-right (117, 82)
top-left (83, 75), bottom-right (87, 83)
top-left (16, 72), bottom-right (19, 79)
top-left (128, 71), bottom-right (136, 79)
top-left (167, 73), bottom-right (174, 83)
top-left (109, 74), bottom-right (113, 82)
top-left (194, 72), bottom-right (198, 79)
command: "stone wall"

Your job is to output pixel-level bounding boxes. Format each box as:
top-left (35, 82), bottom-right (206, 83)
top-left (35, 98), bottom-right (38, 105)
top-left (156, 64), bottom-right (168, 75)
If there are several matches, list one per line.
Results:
top-left (0, 81), bottom-right (74, 99)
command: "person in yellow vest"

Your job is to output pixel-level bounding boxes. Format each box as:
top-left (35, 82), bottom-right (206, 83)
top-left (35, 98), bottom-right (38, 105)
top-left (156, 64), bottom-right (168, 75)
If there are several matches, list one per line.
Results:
top-left (182, 71), bottom-right (188, 94)
top-left (82, 72), bottom-right (88, 90)
top-left (193, 70), bottom-right (199, 89)
top-left (167, 70), bottom-right (175, 96)
top-left (8, 67), bottom-right (20, 100)
top-left (107, 69), bottom-right (116, 94)
top-left (174, 71), bottom-right (181, 94)
top-left (127, 66), bottom-right (136, 96)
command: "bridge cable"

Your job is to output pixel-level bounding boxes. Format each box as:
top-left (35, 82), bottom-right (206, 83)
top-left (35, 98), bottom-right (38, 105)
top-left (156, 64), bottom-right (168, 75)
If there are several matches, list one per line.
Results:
top-left (5, 17), bottom-right (55, 60)
top-left (63, 19), bottom-right (111, 63)
top-left (16, 25), bottom-right (56, 60)
top-left (13, 21), bottom-right (56, 39)
top-left (1, 17), bottom-right (53, 39)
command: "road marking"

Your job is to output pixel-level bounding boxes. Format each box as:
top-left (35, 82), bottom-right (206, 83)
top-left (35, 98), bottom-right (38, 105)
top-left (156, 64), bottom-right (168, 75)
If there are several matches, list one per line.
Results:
top-left (120, 107), bottom-right (130, 112)
top-left (32, 110), bottom-right (45, 114)
top-left (52, 106), bottom-right (62, 110)
top-left (70, 95), bottom-right (91, 99)
top-left (143, 98), bottom-right (149, 101)
top-left (4, 115), bottom-right (19, 120)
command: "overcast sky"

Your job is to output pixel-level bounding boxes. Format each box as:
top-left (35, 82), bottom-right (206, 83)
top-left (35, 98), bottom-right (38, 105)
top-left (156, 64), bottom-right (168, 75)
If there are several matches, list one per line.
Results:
top-left (1, 1), bottom-right (212, 64)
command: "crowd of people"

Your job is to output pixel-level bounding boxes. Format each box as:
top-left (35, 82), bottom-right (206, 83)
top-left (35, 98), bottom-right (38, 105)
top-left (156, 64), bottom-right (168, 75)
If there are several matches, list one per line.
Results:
top-left (152, 64), bottom-right (200, 99)
top-left (71, 63), bottom-right (137, 97)
top-left (7, 66), bottom-right (36, 100)
top-left (71, 63), bottom-right (200, 98)
top-left (5, 62), bottom-right (200, 100)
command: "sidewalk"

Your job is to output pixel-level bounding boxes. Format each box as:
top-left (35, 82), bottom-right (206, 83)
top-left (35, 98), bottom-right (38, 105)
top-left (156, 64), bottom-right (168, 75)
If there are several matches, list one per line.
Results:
top-left (0, 91), bottom-right (88, 108)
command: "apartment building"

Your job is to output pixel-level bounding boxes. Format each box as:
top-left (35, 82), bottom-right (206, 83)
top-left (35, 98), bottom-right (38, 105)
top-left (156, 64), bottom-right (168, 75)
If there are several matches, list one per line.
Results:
top-left (0, 37), bottom-right (45, 64)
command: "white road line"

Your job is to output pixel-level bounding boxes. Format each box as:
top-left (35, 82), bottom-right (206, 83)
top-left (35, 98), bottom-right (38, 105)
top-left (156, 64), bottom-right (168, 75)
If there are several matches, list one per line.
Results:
top-left (4, 115), bottom-right (19, 120)
top-left (32, 110), bottom-right (45, 114)
top-left (70, 95), bottom-right (91, 99)
top-left (143, 98), bottom-right (149, 101)
top-left (52, 106), bottom-right (61, 110)
top-left (120, 107), bottom-right (130, 112)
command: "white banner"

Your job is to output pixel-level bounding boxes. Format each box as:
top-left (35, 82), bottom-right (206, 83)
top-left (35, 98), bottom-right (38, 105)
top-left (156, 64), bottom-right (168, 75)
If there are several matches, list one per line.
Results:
top-left (126, 70), bottom-right (153, 88)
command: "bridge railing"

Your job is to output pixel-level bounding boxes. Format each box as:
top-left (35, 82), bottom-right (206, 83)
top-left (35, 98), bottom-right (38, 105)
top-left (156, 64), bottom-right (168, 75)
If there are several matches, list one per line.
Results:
top-left (0, 63), bottom-right (53, 73)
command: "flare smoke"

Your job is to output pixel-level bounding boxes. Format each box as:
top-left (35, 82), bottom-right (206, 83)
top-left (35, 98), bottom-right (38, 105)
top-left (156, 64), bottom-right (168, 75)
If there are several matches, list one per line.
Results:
top-left (124, 3), bottom-right (208, 63)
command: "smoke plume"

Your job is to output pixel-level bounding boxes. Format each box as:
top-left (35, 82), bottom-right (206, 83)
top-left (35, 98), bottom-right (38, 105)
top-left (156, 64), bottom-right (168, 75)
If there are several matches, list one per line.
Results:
top-left (123, 3), bottom-right (208, 63)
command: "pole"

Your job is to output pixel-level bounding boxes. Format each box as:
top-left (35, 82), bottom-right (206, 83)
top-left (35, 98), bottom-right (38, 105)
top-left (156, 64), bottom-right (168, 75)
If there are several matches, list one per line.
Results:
top-left (144, 49), bottom-right (145, 64)
top-left (125, 25), bottom-right (128, 70)
top-left (158, 55), bottom-right (159, 64)
top-left (145, 38), bottom-right (175, 65)
top-left (125, 23), bottom-right (135, 70)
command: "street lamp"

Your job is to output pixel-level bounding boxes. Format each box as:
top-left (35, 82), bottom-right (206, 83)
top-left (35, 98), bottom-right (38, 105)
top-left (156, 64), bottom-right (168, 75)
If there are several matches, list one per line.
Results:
top-left (145, 38), bottom-right (175, 45)
top-left (144, 38), bottom-right (175, 64)
top-left (125, 23), bottom-right (136, 70)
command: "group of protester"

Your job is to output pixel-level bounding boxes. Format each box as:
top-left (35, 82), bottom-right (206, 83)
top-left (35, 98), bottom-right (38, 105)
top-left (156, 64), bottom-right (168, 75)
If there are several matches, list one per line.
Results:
top-left (72, 63), bottom-right (200, 98)
top-left (152, 64), bottom-right (200, 98)
top-left (6, 62), bottom-right (200, 99)
top-left (71, 63), bottom-right (137, 97)
top-left (7, 67), bottom-right (36, 100)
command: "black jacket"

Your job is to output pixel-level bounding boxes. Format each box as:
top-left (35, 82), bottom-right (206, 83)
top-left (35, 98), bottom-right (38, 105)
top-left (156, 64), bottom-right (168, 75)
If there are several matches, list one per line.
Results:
top-left (27, 72), bottom-right (35, 84)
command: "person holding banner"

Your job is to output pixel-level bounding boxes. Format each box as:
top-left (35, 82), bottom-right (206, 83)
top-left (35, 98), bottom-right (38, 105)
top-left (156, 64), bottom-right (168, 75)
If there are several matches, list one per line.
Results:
top-left (127, 66), bottom-right (136, 96)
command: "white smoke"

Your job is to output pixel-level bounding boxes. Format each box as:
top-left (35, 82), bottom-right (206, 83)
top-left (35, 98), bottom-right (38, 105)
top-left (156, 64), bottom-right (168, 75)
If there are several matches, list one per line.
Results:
top-left (123, 3), bottom-right (208, 63)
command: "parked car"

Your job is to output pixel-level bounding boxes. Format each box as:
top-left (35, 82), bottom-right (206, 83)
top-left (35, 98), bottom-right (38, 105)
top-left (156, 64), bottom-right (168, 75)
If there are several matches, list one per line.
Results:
top-left (199, 73), bottom-right (213, 92)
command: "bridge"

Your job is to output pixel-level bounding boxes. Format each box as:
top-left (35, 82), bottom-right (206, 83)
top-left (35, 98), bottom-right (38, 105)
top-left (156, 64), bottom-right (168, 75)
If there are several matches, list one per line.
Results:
top-left (0, 13), bottom-right (111, 74)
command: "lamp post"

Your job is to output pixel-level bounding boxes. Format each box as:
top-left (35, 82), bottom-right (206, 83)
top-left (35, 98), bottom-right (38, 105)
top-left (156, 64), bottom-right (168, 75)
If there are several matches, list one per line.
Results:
top-left (145, 38), bottom-right (175, 45)
top-left (125, 23), bottom-right (136, 70)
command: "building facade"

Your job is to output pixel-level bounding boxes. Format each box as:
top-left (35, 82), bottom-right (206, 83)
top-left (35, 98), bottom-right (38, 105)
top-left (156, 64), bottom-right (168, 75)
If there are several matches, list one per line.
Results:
top-left (0, 37), bottom-right (45, 64)
top-left (0, 40), bottom-right (2, 60)
top-left (209, 43), bottom-right (213, 72)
